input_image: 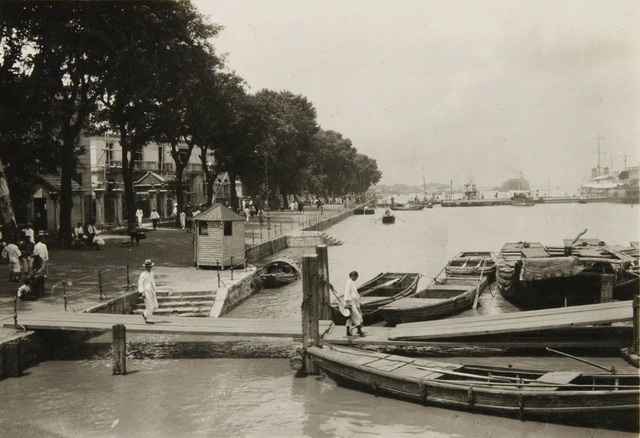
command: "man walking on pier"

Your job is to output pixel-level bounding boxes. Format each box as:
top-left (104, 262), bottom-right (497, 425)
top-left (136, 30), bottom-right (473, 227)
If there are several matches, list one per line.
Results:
top-left (138, 259), bottom-right (159, 324)
top-left (344, 271), bottom-right (365, 337)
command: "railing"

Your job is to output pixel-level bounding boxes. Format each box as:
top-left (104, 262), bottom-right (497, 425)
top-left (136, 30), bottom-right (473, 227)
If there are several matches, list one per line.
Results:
top-left (50, 266), bottom-right (134, 312)
top-left (0, 298), bottom-right (20, 330)
top-left (215, 257), bottom-right (249, 287)
top-left (244, 206), bottom-right (345, 246)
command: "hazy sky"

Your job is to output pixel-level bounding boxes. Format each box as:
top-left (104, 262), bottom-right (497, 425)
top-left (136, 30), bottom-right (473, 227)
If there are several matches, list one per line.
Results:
top-left (192, 0), bottom-right (640, 188)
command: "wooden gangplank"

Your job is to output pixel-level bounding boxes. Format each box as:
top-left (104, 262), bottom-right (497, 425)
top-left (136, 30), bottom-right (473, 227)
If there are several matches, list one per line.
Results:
top-left (4, 311), bottom-right (331, 338)
top-left (390, 301), bottom-right (632, 341)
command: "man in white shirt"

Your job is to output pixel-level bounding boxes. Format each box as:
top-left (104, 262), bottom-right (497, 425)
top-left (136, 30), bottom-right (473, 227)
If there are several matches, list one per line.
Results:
top-left (32, 236), bottom-right (49, 274)
top-left (138, 259), bottom-right (159, 324)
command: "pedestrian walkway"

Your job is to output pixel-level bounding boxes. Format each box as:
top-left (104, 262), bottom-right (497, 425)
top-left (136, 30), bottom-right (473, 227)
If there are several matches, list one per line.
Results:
top-left (0, 203), bottom-right (354, 343)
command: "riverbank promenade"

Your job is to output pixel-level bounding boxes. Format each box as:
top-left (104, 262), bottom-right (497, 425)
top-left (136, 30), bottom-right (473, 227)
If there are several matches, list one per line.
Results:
top-left (0, 203), bottom-right (349, 344)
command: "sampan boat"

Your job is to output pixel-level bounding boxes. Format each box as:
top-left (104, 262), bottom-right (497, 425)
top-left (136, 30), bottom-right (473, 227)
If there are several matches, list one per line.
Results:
top-left (331, 272), bottom-right (420, 324)
top-left (306, 344), bottom-right (639, 432)
top-left (381, 211), bottom-right (395, 224)
top-left (390, 203), bottom-right (425, 211)
top-left (379, 275), bottom-right (489, 325)
top-left (444, 251), bottom-right (496, 279)
top-left (256, 258), bottom-right (300, 288)
top-left (496, 237), bottom-right (639, 309)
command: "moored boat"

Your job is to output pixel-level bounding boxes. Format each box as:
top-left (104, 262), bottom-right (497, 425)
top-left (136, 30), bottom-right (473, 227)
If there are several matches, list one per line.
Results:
top-left (495, 236), bottom-right (639, 309)
top-left (390, 203), bottom-right (425, 211)
top-left (256, 257), bottom-right (300, 288)
top-left (510, 192), bottom-right (535, 206)
top-left (306, 344), bottom-right (639, 432)
top-left (331, 272), bottom-right (421, 324)
top-left (444, 251), bottom-right (496, 279)
top-left (379, 275), bottom-right (489, 325)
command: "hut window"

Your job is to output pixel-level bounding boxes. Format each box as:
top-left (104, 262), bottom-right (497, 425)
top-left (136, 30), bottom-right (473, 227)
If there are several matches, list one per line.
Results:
top-left (199, 222), bottom-right (208, 235)
top-left (223, 221), bottom-right (232, 236)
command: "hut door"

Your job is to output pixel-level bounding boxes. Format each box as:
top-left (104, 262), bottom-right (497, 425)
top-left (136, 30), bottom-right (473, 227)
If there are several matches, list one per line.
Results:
top-left (33, 198), bottom-right (47, 233)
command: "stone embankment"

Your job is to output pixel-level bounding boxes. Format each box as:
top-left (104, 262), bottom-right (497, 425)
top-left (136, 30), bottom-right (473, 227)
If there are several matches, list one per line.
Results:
top-left (0, 204), bottom-right (362, 378)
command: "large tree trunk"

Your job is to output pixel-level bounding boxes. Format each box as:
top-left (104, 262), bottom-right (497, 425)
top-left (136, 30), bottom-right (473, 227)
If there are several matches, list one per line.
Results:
top-left (119, 130), bottom-right (137, 233)
top-left (0, 159), bottom-right (17, 238)
top-left (228, 171), bottom-right (238, 211)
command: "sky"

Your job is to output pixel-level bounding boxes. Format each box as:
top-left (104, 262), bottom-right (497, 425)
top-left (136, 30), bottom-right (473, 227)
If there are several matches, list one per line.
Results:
top-left (192, 0), bottom-right (640, 189)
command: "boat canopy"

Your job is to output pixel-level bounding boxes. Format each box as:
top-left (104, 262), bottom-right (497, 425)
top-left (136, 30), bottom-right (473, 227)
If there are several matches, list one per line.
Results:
top-left (520, 257), bottom-right (584, 281)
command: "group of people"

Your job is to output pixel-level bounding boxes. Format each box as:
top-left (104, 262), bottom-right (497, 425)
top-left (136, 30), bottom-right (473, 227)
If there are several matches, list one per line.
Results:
top-left (73, 221), bottom-right (102, 250)
top-left (136, 208), bottom-right (162, 230)
top-left (1, 225), bottom-right (49, 301)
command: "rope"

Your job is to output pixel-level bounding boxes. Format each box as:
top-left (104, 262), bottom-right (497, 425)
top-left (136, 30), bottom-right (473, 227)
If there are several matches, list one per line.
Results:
top-left (320, 276), bottom-right (346, 305)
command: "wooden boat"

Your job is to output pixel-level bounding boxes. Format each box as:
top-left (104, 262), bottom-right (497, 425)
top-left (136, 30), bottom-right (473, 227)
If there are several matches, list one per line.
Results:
top-left (256, 258), bottom-right (300, 288)
top-left (331, 272), bottom-right (421, 324)
top-left (496, 237), bottom-right (639, 309)
top-left (353, 206), bottom-right (375, 215)
top-left (444, 251), bottom-right (496, 279)
top-left (379, 275), bottom-right (489, 325)
top-left (306, 344), bottom-right (640, 432)
top-left (381, 210), bottom-right (395, 224)
top-left (390, 203), bottom-right (425, 211)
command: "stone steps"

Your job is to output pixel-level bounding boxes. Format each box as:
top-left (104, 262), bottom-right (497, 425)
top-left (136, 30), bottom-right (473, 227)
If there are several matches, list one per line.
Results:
top-left (135, 289), bottom-right (215, 317)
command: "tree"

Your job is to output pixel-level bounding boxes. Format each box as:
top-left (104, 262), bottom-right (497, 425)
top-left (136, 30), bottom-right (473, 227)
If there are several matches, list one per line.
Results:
top-left (251, 90), bottom-right (319, 208)
top-left (95, 1), bottom-right (219, 231)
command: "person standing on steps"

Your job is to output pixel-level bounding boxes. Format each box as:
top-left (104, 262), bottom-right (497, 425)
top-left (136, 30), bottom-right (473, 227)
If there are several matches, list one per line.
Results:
top-left (138, 259), bottom-right (158, 324)
top-left (344, 271), bottom-right (365, 337)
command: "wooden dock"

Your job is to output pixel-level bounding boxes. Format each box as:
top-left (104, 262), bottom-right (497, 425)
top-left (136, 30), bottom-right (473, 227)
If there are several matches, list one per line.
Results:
top-left (4, 311), bottom-right (331, 339)
top-left (390, 301), bottom-right (632, 341)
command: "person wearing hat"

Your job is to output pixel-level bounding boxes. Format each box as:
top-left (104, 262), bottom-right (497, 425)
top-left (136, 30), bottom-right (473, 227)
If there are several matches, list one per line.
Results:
top-left (138, 259), bottom-right (159, 324)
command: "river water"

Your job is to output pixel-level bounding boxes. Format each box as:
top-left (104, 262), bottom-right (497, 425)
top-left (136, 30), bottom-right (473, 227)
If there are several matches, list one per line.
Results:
top-left (1, 203), bottom-right (638, 437)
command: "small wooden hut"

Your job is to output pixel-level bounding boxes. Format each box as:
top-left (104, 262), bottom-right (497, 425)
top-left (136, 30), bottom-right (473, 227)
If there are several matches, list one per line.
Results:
top-left (193, 203), bottom-right (246, 269)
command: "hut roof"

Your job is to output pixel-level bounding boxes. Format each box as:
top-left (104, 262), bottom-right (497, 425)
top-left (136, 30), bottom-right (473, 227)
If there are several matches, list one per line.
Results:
top-left (194, 203), bottom-right (244, 222)
top-left (37, 174), bottom-right (84, 193)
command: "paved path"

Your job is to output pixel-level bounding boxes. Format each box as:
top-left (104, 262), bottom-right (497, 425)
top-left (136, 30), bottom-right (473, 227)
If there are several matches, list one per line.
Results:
top-left (0, 204), bottom-right (354, 343)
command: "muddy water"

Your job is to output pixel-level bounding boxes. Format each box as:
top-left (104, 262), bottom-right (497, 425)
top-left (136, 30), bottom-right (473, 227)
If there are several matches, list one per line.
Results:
top-left (0, 203), bottom-right (638, 437)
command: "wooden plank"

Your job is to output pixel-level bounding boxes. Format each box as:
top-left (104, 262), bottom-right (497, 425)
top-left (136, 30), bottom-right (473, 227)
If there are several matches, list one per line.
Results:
top-left (4, 313), bottom-right (331, 338)
top-left (536, 371), bottom-right (582, 385)
top-left (391, 301), bottom-right (632, 340)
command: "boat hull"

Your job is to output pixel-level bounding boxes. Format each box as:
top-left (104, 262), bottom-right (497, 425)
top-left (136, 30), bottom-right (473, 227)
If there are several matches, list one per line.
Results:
top-left (380, 276), bottom-right (488, 325)
top-left (331, 272), bottom-right (420, 324)
top-left (495, 240), bottom-right (639, 309)
top-left (307, 345), bottom-right (639, 432)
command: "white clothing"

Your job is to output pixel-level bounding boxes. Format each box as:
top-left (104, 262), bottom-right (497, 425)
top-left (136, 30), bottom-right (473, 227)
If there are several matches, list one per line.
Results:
top-left (179, 212), bottom-right (186, 230)
top-left (150, 211), bottom-right (160, 220)
top-left (135, 209), bottom-right (144, 226)
top-left (23, 228), bottom-right (35, 243)
top-left (343, 278), bottom-right (363, 328)
top-left (33, 242), bottom-right (49, 262)
top-left (138, 269), bottom-right (159, 319)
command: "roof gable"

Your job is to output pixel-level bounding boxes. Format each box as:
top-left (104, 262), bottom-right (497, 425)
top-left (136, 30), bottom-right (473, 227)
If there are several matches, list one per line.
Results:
top-left (37, 174), bottom-right (83, 193)
top-left (135, 171), bottom-right (166, 186)
top-left (194, 203), bottom-right (244, 221)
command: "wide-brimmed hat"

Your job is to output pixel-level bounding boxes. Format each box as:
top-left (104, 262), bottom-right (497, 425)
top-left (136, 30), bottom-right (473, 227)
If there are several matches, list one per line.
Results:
top-left (143, 259), bottom-right (154, 267)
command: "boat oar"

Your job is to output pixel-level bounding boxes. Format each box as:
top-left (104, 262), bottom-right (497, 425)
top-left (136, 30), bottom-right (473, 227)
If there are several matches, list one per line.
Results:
top-left (472, 264), bottom-right (485, 310)
top-left (570, 228), bottom-right (588, 247)
top-left (546, 347), bottom-right (616, 374)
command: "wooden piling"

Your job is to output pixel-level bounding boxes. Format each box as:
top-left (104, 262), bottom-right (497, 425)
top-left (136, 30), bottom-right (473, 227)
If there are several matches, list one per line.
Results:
top-left (599, 274), bottom-right (615, 303)
top-left (633, 296), bottom-right (640, 355)
top-left (4, 340), bottom-right (23, 377)
top-left (316, 245), bottom-right (332, 320)
top-left (112, 324), bottom-right (127, 375)
top-left (301, 254), bottom-right (320, 375)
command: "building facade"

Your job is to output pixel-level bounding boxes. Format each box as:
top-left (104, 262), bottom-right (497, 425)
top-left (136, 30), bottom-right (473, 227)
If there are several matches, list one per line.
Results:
top-left (79, 133), bottom-right (211, 227)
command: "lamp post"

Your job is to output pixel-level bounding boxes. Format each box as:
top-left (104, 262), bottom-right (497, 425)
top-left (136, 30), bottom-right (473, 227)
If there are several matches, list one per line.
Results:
top-left (450, 180), bottom-right (453, 200)
top-left (255, 145), bottom-right (269, 211)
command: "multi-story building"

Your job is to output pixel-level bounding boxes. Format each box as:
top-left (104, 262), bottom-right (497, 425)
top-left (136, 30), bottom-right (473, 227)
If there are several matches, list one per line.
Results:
top-left (77, 133), bottom-right (211, 227)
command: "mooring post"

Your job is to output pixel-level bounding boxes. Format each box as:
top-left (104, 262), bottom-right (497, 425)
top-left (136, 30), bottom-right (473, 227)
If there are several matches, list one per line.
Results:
top-left (633, 296), bottom-right (640, 355)
top-left (599, 274), bottom-right (615, 303)
top-left (315, 245), bottom-right (332, 320)
top-left (112, 324), bottom-right (127, 375)
top-left (98, 271), bottom-right (104, 300)
top-left (301, 254), bottom-right (320, 375)
top-left (4, 340), bottom-right (23, 377)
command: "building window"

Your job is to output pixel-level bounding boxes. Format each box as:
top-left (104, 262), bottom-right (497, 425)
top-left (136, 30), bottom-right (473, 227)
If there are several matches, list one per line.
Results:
top-left (158, 146), bottom-right (165, 169)
top-left (106, 142), bottom-right (114, 166)
top-left (199, 221), bottom-right (208, 236)
top-left (74, 173), bottom-right (83, 186)
top-left (223, 221), bottom-right (232, 236)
